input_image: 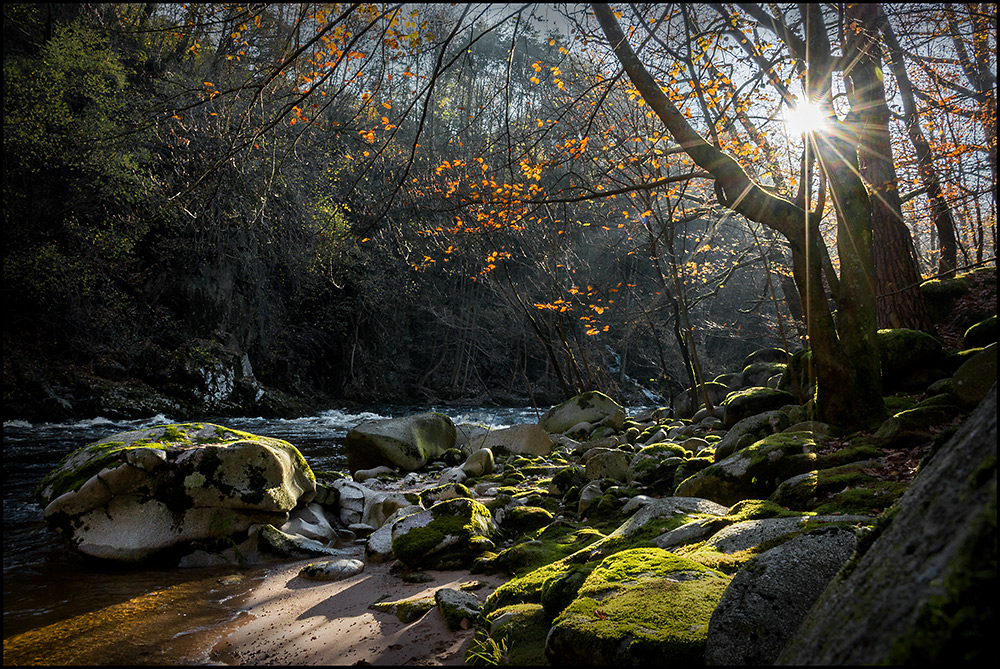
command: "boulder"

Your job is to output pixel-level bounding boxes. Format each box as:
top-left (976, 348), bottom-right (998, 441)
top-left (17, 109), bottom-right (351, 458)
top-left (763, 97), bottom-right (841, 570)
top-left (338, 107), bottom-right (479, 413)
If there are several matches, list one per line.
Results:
top-left (36, 423), bottom-right (315, 562)
top-left (778, 387), bottom-right (996, 665)
top-left (877, 328), bottom-right (947, 392)
top-left (539, 391), bottom-right (625, 435)
top-left (674, 382), bottom-right (730, 419)
top-left (256, 523), bottom-right (345, 558)
top-left (705, 527), bottom-right (858, 665)
top-left (742, 347), bottom-right (789, 368)
top-left (584, 449), bottom-right (630, 482)
top-left (344, 412), bottom-right (456, 474)
top-left (951, 342), bottom-right (996, 408)
top-left (461, 447), bottom-right (495, 477)
top-left (544, 548), bottom-right (730, 665)
top-left (299, 558), bottom-right (365, 581)
top-left (741, 362), bottom-right (787, 389)
top-left (435, 588), bottom-right (482, 631)
top-left (390, 497), bottom-right (498, 569)
top-left (674, 432), bottom-right (823, 506)
top-left (720, 388), bottom-right (797, 428)
top-left (474, 423), bottom-right (554, 456)
top-left (713, 410), bottom-right (790, 461)
top-left (963, 315), bottom-right (996, 349)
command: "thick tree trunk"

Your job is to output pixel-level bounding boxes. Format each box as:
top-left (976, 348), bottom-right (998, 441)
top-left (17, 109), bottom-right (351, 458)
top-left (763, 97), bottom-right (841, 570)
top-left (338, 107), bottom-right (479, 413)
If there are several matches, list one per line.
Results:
top-left (593, 2), bottom-right (886, 429)
top-left (845, 3), bottom-right (934, 332)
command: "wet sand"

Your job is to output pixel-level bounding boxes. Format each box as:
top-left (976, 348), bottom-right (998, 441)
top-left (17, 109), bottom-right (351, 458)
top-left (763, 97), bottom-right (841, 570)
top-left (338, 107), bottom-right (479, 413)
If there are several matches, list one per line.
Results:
top-left (208, 558), bottom-right (510, 666)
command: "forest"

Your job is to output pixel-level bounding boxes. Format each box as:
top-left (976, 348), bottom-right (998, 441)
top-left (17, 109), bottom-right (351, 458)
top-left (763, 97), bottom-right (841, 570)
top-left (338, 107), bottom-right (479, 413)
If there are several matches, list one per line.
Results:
top-left (3, 2), bottom-right (996, 424)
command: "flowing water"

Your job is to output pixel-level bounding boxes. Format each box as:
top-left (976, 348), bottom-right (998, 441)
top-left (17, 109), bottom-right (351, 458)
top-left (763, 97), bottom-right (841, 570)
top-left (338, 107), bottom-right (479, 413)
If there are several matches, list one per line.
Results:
top-left (2, 405), bottom-right (544, 664)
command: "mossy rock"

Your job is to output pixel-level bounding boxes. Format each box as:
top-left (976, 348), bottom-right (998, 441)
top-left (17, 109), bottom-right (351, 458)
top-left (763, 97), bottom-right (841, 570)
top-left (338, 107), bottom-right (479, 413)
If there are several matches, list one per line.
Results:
top-left (720, 387), bottom-right (797, 428)
top-left (481, 603), bottom-right (551, 665)
top-left (390, 497), bottom-right (497, 569)
top-left (964, 315), bottom-right (997, 349)
top-left (674, 432), bottom-right (823, 506)
top-left (920, 276), bottom-right (970, 323)
top-left (544, 548), bottom-right (730, 665)
top-left (502, 505), bottom-right (555, 538)
top-left (877, 329), bottom-right (947, 392)
top-left (741, 361), bottom-right (787, 389)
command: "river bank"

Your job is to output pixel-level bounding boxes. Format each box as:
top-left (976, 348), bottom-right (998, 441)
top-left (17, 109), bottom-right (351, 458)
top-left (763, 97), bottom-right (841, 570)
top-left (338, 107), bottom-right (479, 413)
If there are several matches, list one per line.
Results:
top-left (208, 557), bottom-right (508, 666)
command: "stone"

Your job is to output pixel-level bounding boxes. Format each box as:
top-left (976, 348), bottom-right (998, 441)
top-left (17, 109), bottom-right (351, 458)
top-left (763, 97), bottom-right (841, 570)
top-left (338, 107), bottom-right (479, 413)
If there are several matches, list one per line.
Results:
top-left (778, 387), bottom-right (996, 665)
top-left (461, 447), bottom-right (495, 477)
top-left (963, 315), bottom-right (996, 349)
top-left (435, 587), bottom-right (482, 631)
top-left (877, 328), bottom-right (947, 392)
top-left (713, 411), bottom-right (790, 461)
top-left (611, 496), bottom-right (729, 540)
top-left (544, 548), bottom-right (730, 665)
top-left (951, 342), bottom-right (997, 408)
top-left (674, 382), bottom-right (730, 419)
top-left (584, 449), bottom-right (630, 482)
top-left (36, 423), bottom-right (315, 562)
top-left (299, 558), bottom-right (365, 581)
top-left (390, 497), bottom-right (498, 569)
top-left (282, 502), bottom-right (338, 543)
top-left (705, 527), bottom-right (858, 665)
top-left (256, 524), bottom-right (345, 558)
top-left (364, 505), bottom-right (423, 562)
top-left (539, 391), bottom-right (626, 435)
top-left (344, 412), bottom-right (456, 474)
top-left (674, 432), bottom-right (824, 506)
top-left (474, 424), bottom-right (554, 456)
top-left (720, 388), bottom-right (797, 428)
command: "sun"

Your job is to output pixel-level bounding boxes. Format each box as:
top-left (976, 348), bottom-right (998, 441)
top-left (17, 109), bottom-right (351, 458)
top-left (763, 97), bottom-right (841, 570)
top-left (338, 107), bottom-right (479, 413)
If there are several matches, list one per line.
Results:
top-left (784, 100), bottom-right (828, 135)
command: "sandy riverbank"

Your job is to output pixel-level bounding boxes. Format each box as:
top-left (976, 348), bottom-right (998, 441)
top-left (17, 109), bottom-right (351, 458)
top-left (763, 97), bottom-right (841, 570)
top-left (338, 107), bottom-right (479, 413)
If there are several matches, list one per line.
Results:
top-left (207, 556), bottom-right (510, 666)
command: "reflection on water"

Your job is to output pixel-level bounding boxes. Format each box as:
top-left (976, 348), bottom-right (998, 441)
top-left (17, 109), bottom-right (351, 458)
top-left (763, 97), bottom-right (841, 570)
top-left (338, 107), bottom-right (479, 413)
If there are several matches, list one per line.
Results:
top-left (2, 404), bottom-right (545, 662)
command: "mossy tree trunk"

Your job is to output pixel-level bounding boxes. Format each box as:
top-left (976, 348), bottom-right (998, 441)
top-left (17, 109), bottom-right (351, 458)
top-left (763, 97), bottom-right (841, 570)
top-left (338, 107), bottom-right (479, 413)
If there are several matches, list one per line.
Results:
top-left (593, 3), bottom-right (886, 429)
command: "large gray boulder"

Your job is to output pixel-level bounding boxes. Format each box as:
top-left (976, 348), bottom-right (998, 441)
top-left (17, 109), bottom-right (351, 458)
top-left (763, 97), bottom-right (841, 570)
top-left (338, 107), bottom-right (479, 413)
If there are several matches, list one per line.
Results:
top-left (778, 387), bottom-right (996, 665)
top-left (705, 527), bottom-right (858, 665)
top-left (344, 412), bottom-right (456, 474)
top-left (36, 423), bottom-right (316, 562)
top-left (539, 391), bottom-right (625, 435)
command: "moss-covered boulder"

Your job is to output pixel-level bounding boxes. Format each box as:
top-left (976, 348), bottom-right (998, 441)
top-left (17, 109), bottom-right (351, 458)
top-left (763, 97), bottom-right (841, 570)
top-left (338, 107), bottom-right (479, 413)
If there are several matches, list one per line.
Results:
top-left (741, 361), bottom-right (787, 389)
top-left (544, 548), bottom-right (730, 665)
top-left (673, 432), bottom-right (824, 506)
top-left (720, 387), bottom-right (797, 428)
top-left (951, 342), bottom-right (997, 409)
top-left (390, 497), bottom-right (497, 569)
top-left (344, 412), bottom-right (456, 474)
top-left (36, 423), bottom-right (315, 562)
top-left (674, 382), bottom-right (730, 419)
top-left (964, 315), bottom-right (997, 349)
top-left (713, 410), bottom-right (790, 461)
top-left (877, 328), bottom-right (947, 392)
top-left (539, 391), bottom-right (626, 435)
top-left (920, 275), bottom-right (972, 323)
top-left (482, 603), bottom-right (550, 665)
top-left (778, 387), bottom-right (996, 665)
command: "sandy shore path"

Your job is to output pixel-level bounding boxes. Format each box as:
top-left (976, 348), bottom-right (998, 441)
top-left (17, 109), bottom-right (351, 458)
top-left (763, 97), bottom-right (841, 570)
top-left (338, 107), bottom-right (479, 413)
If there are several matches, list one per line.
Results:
top-left (209, 554), bottom-right (510, 666)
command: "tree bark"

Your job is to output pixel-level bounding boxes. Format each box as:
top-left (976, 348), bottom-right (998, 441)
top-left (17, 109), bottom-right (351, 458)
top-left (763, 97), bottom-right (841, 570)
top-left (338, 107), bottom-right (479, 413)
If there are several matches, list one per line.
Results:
top-left (592, 2), bottom-right (885, 428)
top-left (844, 3), bottom-right (934, 332)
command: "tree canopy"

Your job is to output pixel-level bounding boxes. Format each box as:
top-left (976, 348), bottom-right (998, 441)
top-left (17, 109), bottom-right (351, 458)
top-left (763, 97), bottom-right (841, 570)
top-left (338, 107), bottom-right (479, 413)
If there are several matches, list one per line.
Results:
top-left (3, 3), bottom-right (996, 426)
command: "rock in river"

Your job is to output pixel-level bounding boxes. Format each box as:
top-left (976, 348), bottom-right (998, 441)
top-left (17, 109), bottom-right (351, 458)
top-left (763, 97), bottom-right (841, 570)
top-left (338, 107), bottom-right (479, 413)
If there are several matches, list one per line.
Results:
top-left (36, 423), bottom-right (316, 561)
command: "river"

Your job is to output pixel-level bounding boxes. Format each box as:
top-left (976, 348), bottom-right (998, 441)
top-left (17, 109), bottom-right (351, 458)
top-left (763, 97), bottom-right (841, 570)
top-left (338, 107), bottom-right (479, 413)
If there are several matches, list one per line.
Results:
top-left (2, 405), bottom-right (544, 665)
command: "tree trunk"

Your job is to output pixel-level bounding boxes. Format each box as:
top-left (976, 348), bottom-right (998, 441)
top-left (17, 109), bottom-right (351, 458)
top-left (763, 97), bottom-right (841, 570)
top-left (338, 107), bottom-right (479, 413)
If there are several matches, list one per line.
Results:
top-left (878, 6), bottom-right (959, 276)
top-left (845, 3), bottom-right (934, 332)
top-left (592, 2), bottom-right (886, 429)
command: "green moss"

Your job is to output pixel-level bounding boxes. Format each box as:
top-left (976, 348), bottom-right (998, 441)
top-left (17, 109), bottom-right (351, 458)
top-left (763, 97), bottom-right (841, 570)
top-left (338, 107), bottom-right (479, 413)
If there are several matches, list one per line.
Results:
top-left (549, 548), bottom-right (729, 664)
